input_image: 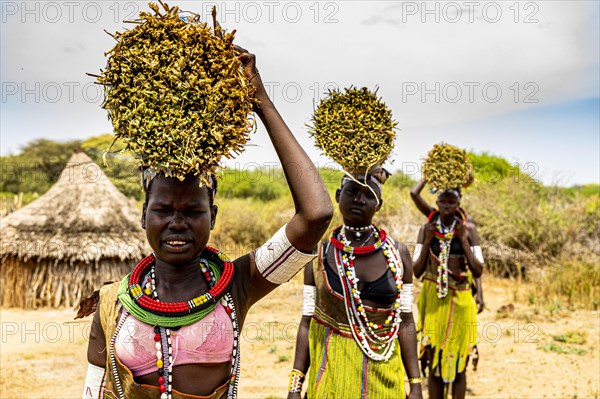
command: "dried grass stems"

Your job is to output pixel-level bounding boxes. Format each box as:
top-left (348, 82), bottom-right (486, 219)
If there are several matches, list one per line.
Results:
top-left (422, 143), bottom-right (473, 191)
top-left (308, 86), bottom-right (398, 172)
top-left (95, 1), bottom-right (258, 184)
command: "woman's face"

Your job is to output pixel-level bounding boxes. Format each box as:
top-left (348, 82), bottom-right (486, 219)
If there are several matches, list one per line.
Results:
top-left (142, 175), bottom-right (217, 266)
top-left (336, 180), bottom-right (381, 227)
top-left (436, 192), bottom-right (460, 218)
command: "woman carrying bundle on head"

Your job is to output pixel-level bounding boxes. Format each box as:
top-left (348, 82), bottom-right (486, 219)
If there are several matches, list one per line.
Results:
top-left (411, 144), bottom-right (484, 399)
top-left (410, 176), bottom-right (484, 315)
top-left (79, 4), bottom-right (332, 399)
top-left (287, 87), bottom-right (423, 399)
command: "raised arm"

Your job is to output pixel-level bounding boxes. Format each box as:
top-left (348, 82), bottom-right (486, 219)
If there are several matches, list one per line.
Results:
top-left (398, 243), bottom-right (423, 399)
top-left (238, 48), bottom-right (333, 251)
top-left (410, 179), bottom-right (435, 217)
top-left (234, 49), bottom-right (332, 307)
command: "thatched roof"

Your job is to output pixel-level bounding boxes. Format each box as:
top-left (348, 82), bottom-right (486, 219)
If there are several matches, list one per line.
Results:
top-left (0, 151), bottom-right (149, 263)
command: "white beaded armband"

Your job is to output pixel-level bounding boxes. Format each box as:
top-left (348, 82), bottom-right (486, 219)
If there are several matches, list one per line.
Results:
top-left (82, 362), bottom-right (105, 399)
top-left (400, 283), bottom-right (413, 313)
top-left (471, 246), bottom-right (485, 264)
top-left (412, 243), bottom-right (423, 263)
top-left (302, 285), bottom-right (317, 316)
top-left (255, 224), bottom-right (317, 285)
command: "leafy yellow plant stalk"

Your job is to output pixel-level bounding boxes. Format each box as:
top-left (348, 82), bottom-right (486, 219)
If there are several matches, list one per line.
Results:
top-left (308, 87), bottom-right (397, 172)
top-left (422, 143), bottom-right (473, 191)
top-left (95, 1), bottom-right (257, 185)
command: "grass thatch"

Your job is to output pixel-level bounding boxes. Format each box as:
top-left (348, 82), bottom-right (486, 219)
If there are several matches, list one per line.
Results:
top-left (0, 151), bottom-right (149, 308)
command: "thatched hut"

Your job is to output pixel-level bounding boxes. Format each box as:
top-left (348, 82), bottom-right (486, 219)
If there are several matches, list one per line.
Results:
top-left (0, 151), bottom-right (149, 308)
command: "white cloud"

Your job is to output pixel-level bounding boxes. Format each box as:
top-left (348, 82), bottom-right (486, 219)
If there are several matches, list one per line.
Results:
top-left (1, 1), bottom-right (598, 184)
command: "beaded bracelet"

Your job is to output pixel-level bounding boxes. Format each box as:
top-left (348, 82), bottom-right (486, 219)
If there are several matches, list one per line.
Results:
top-left (408, 377), bottom-right (423, 385)
top-left (288, 369), bottom-right (306, 393)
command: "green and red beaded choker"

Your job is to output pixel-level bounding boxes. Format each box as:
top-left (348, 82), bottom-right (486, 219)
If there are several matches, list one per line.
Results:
top-left (123, 246), bottom-right (234, 318)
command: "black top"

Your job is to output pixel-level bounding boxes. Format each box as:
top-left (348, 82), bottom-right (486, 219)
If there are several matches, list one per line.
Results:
top-left (323, 253), bottom-right (397, 305)
top-left (430, 235), bottom-right (465, 256)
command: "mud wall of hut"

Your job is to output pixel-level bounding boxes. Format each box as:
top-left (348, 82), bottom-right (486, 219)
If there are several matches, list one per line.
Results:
top-left (0, 256), bottom-right (133, 308)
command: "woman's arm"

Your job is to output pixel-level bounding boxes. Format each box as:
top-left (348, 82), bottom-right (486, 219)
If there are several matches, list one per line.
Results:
top-left (466, 219), bottom-right (484, 311)
top-left (475, 277), bottom-right (484, 313)
top-left (287, 265), bottom-right (316, 399)
top-left (82, 308), bottom-right (106, 398)
top-left (412, 224), bottom-right (434, 279)
top-left (398, 244), bottom-right (423, 399)
top-left (410, 180), bottom-right (435, 217)
top-left (455, 221), bottom-right (483, 278)
top-left (233, 48), bottom-right (332, 304)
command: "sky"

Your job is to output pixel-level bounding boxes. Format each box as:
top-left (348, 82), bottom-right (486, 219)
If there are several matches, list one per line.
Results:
top-left (1, 0), bottom-right (599, 186)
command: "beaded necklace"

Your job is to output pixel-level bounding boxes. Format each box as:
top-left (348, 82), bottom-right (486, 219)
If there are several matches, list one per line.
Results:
top-left (111, 247), bottom-right (241, 399)
top-left (330, 226), bottom-right (387, 255)
top-left (343, 224), bottom-right (374, 239)
top-left (427, 209), bottom-right (466, 299)
top-left (329, 225), bottom-right (404, 362)
top-left (146, 269), bottom-right (173, 398)
top-left (124, 248), bottom-right (234, 318)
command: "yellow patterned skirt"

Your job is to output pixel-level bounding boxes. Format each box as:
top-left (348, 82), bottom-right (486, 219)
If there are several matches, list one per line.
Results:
top-left (417, 278), bottom-right (477, 383)
top-left (306, 320), bottom-right (405, 399)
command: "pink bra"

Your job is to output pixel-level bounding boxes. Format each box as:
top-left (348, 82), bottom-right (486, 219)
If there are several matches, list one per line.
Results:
top-left (115, 303), bottom-right (234, 377)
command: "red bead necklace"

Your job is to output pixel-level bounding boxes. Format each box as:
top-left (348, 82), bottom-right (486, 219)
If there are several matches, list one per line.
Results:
top-left (329, 225), bottom-right (387, 255)
top-left (427, 208), bottom-right (466, 239)
top-left (127, 246), bottom-right (234, 316)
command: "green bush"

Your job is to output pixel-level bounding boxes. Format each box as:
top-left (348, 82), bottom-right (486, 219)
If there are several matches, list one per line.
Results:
top-left (0, 138), bottom-right (82, 194)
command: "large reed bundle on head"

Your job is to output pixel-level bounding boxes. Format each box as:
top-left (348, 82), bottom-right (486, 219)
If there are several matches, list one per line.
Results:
top-left (308, 87), bottom-right (397, 173)
top-left (422, 143), bottom-right (473, 191)
top-left (95, 1), bottom-right (257, 183)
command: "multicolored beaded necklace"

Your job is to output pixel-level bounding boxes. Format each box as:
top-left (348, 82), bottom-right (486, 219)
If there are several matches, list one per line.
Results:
top-left (329, 225), bottom-right (404, 361)
top-left (427, 209), bottom-right (466, 299)
top-left (111, 247), bottom-right (241, 399)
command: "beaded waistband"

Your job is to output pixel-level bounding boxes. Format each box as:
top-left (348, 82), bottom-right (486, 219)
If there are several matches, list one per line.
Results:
top-left (313, 307), bottom-right (397, 339)
top-left (422, 272), bottom-right (471, 291)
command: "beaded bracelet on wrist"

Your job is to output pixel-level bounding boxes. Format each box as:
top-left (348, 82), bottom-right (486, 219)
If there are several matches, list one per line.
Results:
top-left (288, 369), bottom-right (305, 393)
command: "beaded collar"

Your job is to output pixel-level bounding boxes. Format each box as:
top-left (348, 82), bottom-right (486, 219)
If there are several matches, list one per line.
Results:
top-left (119, 247), bottom-right (234, 324)
top-left (329, 225), bottom-right (387, 255)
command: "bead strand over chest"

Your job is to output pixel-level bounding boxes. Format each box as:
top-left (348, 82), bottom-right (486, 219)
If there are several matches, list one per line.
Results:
top-left (329, 225), bottom-right (404, 361)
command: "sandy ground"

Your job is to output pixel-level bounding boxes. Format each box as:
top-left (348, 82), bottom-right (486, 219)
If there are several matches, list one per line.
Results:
top-left (1, 275), bottom-right (598, 399)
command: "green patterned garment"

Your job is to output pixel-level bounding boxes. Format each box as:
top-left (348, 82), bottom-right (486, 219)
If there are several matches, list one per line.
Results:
top-left (417, 276), bottom-right (478, 383)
